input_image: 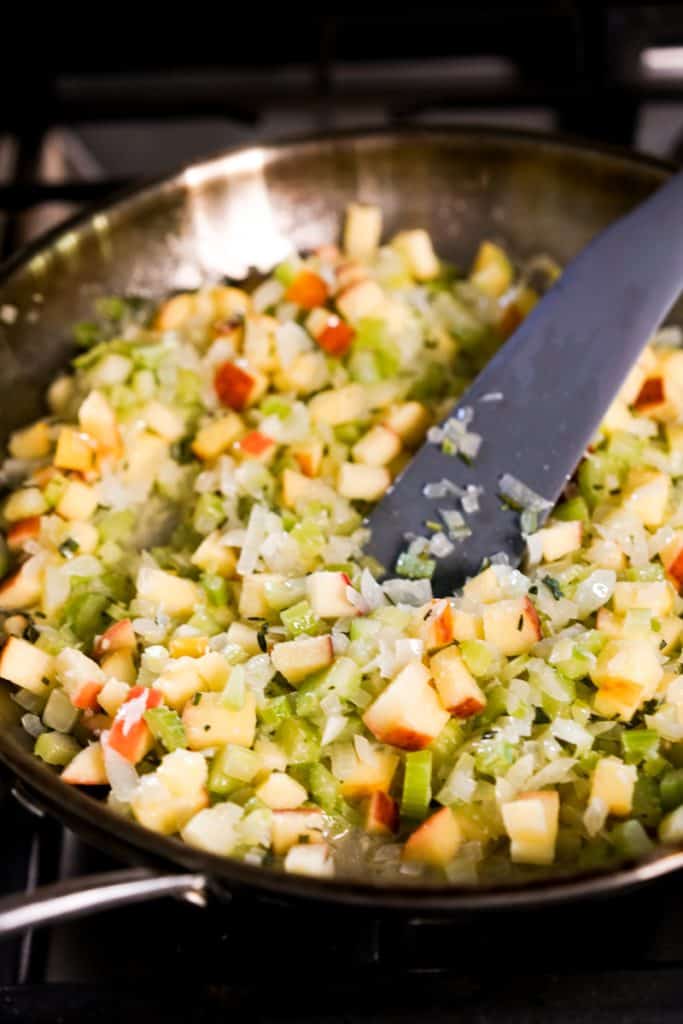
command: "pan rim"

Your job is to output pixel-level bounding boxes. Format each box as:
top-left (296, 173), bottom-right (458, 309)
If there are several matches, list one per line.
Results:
top-left (0, 123), bottom-right (681, 912)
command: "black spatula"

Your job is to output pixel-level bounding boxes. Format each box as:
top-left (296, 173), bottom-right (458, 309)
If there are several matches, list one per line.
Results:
top-left (365, 169), bottom-right (683, 595)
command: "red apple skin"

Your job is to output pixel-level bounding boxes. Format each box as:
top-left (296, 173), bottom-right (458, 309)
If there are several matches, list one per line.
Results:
top-left (94, 619), bottom-right (137, 659)
top-left (214, 361), bottom-right (255, 411)
top-left (634, 376), bottom-right (665, 411)
top-left (365, 791), bottom-right (399, 835)
top-left (450, 695), bottom-right (486, 719)
top-left (316, 318), bottom-right (355, 357)
top-left (72, 680), bottom-right (104, 711)
top-left (523, 598), bottom-right (542, 640)
top-left (238, 431), bottom-right (275, 458)
top-left (373, 726), bottom-right (435, 752)
top-left (286, 270), bottom-right (329, 309)
top-left (7, 516), bottom-right (41, 551)
top-left (294, 452), bottom-right (316, 477)
top-left (107, 685), bottom-right (161, 763)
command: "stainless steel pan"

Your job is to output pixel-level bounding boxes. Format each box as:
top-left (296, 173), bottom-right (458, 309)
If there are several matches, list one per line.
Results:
top-left (1, 127), bottom-right (682, 936)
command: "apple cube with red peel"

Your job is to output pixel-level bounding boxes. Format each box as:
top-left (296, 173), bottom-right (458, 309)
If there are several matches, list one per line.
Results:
top-left (94, 619), bottom-right (137, 659)
top-left (236, 430), bottom-right (276, 462)
top-left (100, 649), bottom-right (137, 686)
top-left (292, 439), bottom-right (324, 478)
top-left (55, 647), bottom-right (105, 707)
top-left (61, 742), bottom-right (108, 785)
top-left (306, 308), bottom-right (355, 357)
top-left (591, 757), bottom-right (637, 816)
top-left (343, 203), bottom-right (382, 260)
top-left (429, 646), bottom-right (486, 718)
top-left (382, 402), bottom-right (430, 448)
top-left (271, 809), bottom-right (326, 855)
top-left (214, 361), bottom-right (267, 411)
top-left (255, 772), bottom-right (308, 810)
top-left (182, 691), bottom-right (257, 750)
top-left (660, 530), bottom-right (683, 591)
top-left (0, 637), bottom-right (53, 695)
top-left (306, 571), bottom-right (359, 619)
top-left (531, 520), bottom-right (583, 563)
top-left (340, 749), bottom-right (399, 800)
top-left (362, 661), bottom-right (449, 751)
top-left (364, 791), bottom-right (399, 836)
top-left (270, 635), bottom-right (334, 685)
top-left (337, 462), bottom-right (391, 501)
top-left (502, 790), bottom-right (559, 865)
top-left (192, 413), bottom-right (244, 461)
top-left (634, 376), bottom-right (668, 416)
top-left (482, 597), bottom-right (542, 656)
top-left (420, 599), bottom-right (457, 651)
top-left (107, 685), bottom-right (162, 763)
top-left (403, 807), bottom-right (463, 866)
top-left (7, 516), bottom-right (41, 552)
top-left (0, 556), bottom-right (44, 611)
top-left (352, 425), bottom-right (402, 468)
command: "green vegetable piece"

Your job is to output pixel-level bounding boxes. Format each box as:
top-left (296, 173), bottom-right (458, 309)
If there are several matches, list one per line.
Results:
top-left (281, 600), bottom-right (320, 638)
top-left (73, 321), bottom-right (100, 348)
top-left (631, 776), bottom-right (662, 828)
top-left (257, 694), bottom-right (293, 728)
top-left (308, 763), bottom-right (341, 813)
top-left (34, 731), bottom-right (80, 767)
top-left (395, 551), bottom-right (436, 580)
top-left (553, 496), bottom-right (589, 523)
top-left (460, 639), bottom-right (494, 678)
top-left (401, 750), bottom-right (433, 819)
top-left (42, 689), bottom-right (79, 733)
top-left (144, 707), bottom-right (187, 752)
top-left (222, 667), bottom-right (246, 710)
top-left (274, 262), bottom-right (297, 286)
top-left (201, 573), bottom-right (229, 607)
top-left (193, 493), bottom-right (225, 535)
top-left (209, 744), bottom-right (262, 795)
top-left (660, 768), bottom-right (683, 811)
top-left (610, 819), bottom-right (654, 860)
top-left (622, 729), bottom-right (660, 765)
top-left (276, 717), bottom-right (320, 764)
top-left (63, 592), bottom-right (108, 646)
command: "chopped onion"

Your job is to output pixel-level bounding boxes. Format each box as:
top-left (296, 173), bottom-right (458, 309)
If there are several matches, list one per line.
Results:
top-left (383, 578), bottom-right (432, 606)
top-left (252, 278), bottom-right (285, 313)
top-left (102, 733), bottom-right (139, 802)
top-left (584, 796), bottom-right (608, 837)
top-left (429, 532), bottom-right (455, 558)
top-left (360, 568), bottom-right (387, 611)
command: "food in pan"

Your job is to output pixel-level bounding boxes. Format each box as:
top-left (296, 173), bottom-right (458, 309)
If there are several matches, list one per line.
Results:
top-left (2, 202), bottom-right (683, 884)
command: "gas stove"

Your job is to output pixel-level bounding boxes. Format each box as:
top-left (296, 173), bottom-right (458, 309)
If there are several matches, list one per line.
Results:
top-left (2, 8), bottom-right (683, 1021)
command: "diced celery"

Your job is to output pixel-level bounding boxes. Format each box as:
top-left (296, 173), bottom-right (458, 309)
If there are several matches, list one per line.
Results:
top-left (474, 735), bottom-right (515, 778)
top-left (274, 262), bottom-right (297, 286)
top-left (42, 689), bottom-right (78, 733)
top-left (395, 552), bottom-right (436, 579)
top-left (553, 496), bottom-right (589, 523)
top-left (460, 639), bottom-right (494, 678)
top-left (554, 648), bottom-right (592, 681)
top-left (261, 396), bottom-right (292, 419)
top-left (324, 657), bottom-right (361, 699)
top-left (97, 508), bottom-right (136, 544)
top-left (349, 618), bottom-right (381, 643)
top-left (281, 600), bottom-right (320, 638)
top-left (631, 776), bottom-right (662, 828)
top-left (257, 695), bottom-right (293, 729)
top-left (201, 573), bottom-right (229, 607)
top-left (209, 744), bottom-right (261, 796)
top-left (222, 666), bottom-right (246, 710)
top-left (577, 453), bottom-right (622, 509)
top-left (186, 608), bottom-right (224, 635)
top-left (429, 719), bottom-right (463, 781)
top-left (307, 763), bottom-right (341, 813)
top-left (607, 431), bottom-right (644, 467)
top-left (401, 750), bottom-right (433, 820)
top-left (73, 321), bottom-right (100, 348)
top-left (334, 423), bottom-right (364, 446)
top-left (62, 593), bottom-right (108, 646)
top-left (43, 475), bottom-right (67, 509)
top-left (176, 368), bottom-right (202, 405)
top-left (622, 729), bottom-right (660, 765)
top-left (295, 683), bottom-right (321, 719)
top-left (660, 768), bottom-right (683, 811)
top-left (624, 564), bottom-right (665, 583)
top-left (34, 731), bottom-right (80, 766)
top-left (610, 819), bottom-right (654, 860)
top-left (351, 318), bottom-right (400, 379)
top-left (577, 630), bottom-right (606, 657)
top-left (276, 718), bottom-right (320, 764)
top-left (290, 520), bottom-right (326, 560)
top-left (263, 577), bottom-right (307, 612)
top-left (193, 493), bottom-right (225, 535)
top-left (144, 707), bottom-right (187, 752)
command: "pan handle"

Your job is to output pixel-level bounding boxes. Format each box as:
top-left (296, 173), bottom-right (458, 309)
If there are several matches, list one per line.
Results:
top-left (0, 867), bottom-right (208, 940)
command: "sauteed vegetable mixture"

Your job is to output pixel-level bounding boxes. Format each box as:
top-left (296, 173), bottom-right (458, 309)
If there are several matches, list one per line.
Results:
top-left (3, 204), bottom-right (683, 883)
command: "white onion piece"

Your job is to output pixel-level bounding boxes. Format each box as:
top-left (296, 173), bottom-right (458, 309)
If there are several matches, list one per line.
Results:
top-left (102, 734), bottom-right (139, 802)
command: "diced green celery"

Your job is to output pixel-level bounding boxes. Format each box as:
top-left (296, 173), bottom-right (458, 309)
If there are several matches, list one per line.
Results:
top-left (324, 657), bottom-right (361, 699)
top-left (34, 731), bottom-right (80, 766)
top-left (348, 348), bottom-right (382, 385)
top-left (622, 729), bottom-right (660, 765)
top-left (176, 368), bottom-right (202, 405)
top-left (62, 593), bottom-right (108, 646)
top-left (395, 552), bottom-right (436, 579)
top-left (631, 776), bottom-right (662, 828)
top-left (144, 707), bottom-right (187, 752)
top-left (460, 639), bottom-right (494, 678)
top-left (577, 453), bottom-right (622, 509)
top-left (274, 262), bottom-right (297, 286)
top-left (474, 735), bottom-right (515, 777)
top-left (553, 496), bottom-right (589, 523)
top-left (351, 318), bottom-right (400, 379)
top-left (213, 744), bottom-right (262, 784)
top-left (290, 520), bottom-right (326, 560)
top-left (201, 573), bottom-right (228, 607)
top-left (401, 750), bottom-right (433, 819)
top-left (43, 475), bottom-right (67, 508)
top-left (257, 694), bottom-right (294, 728)
top-left (193, 493), bottom-right (225, 535)
top-left (264, 577), bottom-right (307, 611)
top-left (134, 343), bottom-right (166, 370)
top-left (281, 600), bottom-right (320, 638)
top-left (429, 719), bottom-right (464, 781)
top-left (349, 618), bottom-right (381, 643)
top-left (295, 686), bottom-right (320, 719)
top-left (42, 689), bottom-right (78, 733)
top-left (261, 396), bottom-right (292, 419)
top-left (607, 431), bottom-right (644, 467)
top-left (307, 763), bottom-right (341, 813)
top-left (660, 768), bottom-right (683, 811)
top-left (97, 508), bottom-right (136, 544)
top-left (610, 819), bottom-right (654, 860)
top-left (334, 423), bottom-right (364, 445)
top-left (101, 571), bottom-right (132, 604)
top-left (186, 608), bottom-right (223, 635)
top-left (222, 666), bottom-right (246, 710)
top-left (276, 718), bottom-right (320, 764)
top-left (555, 648), bottom-right (592, 681)
top-left (73, 321), bottom-right (100, 348)
top-left (374, 606), bottom-right (413, 630)
top-left (624, 564), bottom-right (665, 583)
top-left (577, 630), bottom-right (606, 657)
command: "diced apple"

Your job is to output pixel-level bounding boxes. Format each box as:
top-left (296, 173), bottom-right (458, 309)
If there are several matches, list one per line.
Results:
top-left (660, 530), bottom-right (683, 591)
top-left (469, 241), bottom-right (513, 297)
top-left (420, 599), bottom-right (458, 651)
top-left (343, 203), bottom-right (382, 260)
top-left (169, 635), bottom-right (209, 659)
top-left (56, 480), bottom-right (98, 521)
top-left (136, 567), bottom-right (199, 617)
top-left (429, 646), bottom-right (486, 718)
top-left (364, 791), bottom-right (399, 835)
top-left (8, 420), bottom-right (51, 460)
top-left (623, 470), bottom-right (671, 527)
top-left (226, 621), bottom-right (262, 656)
top-left (340, 748), bottom-right (398, 800)
top-left (591, 638), bottom-right (663, 721)
top-left (271, 809), bottom-right (326, 854)
top-left (337, 462), bottom-right (391, 501)
top-left (382, 402), bottom-right (430, 448)
top-left (463, 566), bottom-right (504, 604)
top-left (60, 521), bottom-right (99, 556)
top-left (191, 532), bottom-right (237, 577)
top-left (192, 413), bottom-right (244, 460)
top-left (336, 280), bottom-right (386, 322)
top-left (254, 736), bottom-right (288, 773)
top-left (182, 691), bottom-right (256, 750)
top-left (4, 488), bottom-right (47, 522)
top-left (281, 469), bottom-right (337, 509)
top-left (94, 619), bottom-right (137, 658)
top-left (61, 743), bottom-right (107, 785)
top-left (352, 425), bottom-right (401, 468)
top-left (7, 516), bottom-right (41, 551)
top-left (595, 607), bottom-right (623, 638)
top-left (363, 660), bottom-right (449, 751)
top-left (238, 573), bottom-right (283, 618)
top-left (308, 384), bottom-right (367, 426)
top-left (243, 314), bottom-right (278, 372)
top-left (276, 351), bottom-right (329, 395)
top-left (123, 432), bottom-right (168, 485)
top-left (270, 635), bottom-right (334, 685)
top-left (403, 807), bottom-right (463, 866)
top-left (452, 608), bottom-right (484, 642)
top-left (292, 439), bottom-right (324, 478)
top-left (155, 661), bottom-right (202, 710)
top-left (214, 361), bottom-right (267, 411)
top-left (482, 597), bottom-right (542, 656)
top-left (392, 229), bottom-right (440, 281)
top-left (144, 401), bottom-right (185, 442)
top-left (335, 260), bottom-right (368, 293)
top-left (284, 842), bottom-right (334, 878)
top-left (100, 649), bottom-right (137, 686)
top-left (180, 802), bottom-right (243, 856)
top-left (236, 431), bottom-right (277, 463)
top-left (107, 685), bottom-right (162, 763)
top-left (612, 580), bottom-right (674, 617)
top-left (306, 571), bottom-right (359, 619)
top-left (502, 790), bottom-right (559, 865)
top-left (0, 636), bottom-right (52, 694)
top-left (600, 398), bottom-right (634, 434)
top-left (97, 678), bottom-right (131, 717)
top-left (0, 556), bottom-right (43, 611)
top-left (54, 427), bottom-right (94, 473)
top-left (532, 520), bottom-right (583, 563)
top-left (155, 287), bottom-right (249, 331)
top-left (197, 652), bottom-right (232, 691)
top-left (591, 757), bottom-right (636, 816)
top-left (255, 771), bottom-right (308, 809)
top-left (56, 647), bottom-right (108, 694)
top-left (131, 749), bottom-right (209, 834)
top-left (78, 391), bottom-right (122, 456)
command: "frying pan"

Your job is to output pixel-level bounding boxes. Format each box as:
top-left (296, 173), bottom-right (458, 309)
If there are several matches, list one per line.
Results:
top-left (1, 126), bottom-right (683, 936)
